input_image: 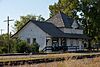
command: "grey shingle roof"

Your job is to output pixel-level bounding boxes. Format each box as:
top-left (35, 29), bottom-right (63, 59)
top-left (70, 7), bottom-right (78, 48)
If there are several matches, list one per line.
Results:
top-left (31, 20), bottom-right (65, 37)
top-left (47, 12), bottom-right (83, 29)
top-left (31, 20), bottom-right (89, 39)
top-left (12, 20), bottom-right (89, 39)
top-left (64, 33), bottom-right (89, 39)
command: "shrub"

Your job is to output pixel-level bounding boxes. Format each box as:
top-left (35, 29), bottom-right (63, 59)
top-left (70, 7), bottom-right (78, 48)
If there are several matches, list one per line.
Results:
top-left (16, 39), bottom-right (39, 53)
top-left (16, 40), bottom-right (32, 53)
top-left (0, 34), bottom-right (39, 53)
top-left (31, 42), bottom-right (39, 53)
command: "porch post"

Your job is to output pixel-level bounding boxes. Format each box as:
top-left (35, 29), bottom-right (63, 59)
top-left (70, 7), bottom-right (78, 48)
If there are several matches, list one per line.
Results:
top-left (66, 38), bottom-right (67, 46)
top-left (46, 38), bottom-right (52, 46)
top-left (59, 38), bottom-right (61, 46)
top-left (46, 37), bottom-right (52, 53)
top-left (79, 39), bottom-right (83, 50)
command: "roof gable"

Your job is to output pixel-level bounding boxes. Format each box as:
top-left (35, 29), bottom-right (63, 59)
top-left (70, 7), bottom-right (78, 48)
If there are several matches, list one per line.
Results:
top-left (47, 12), bottom-right (82, 29)
top-left (47, 12), bottom-right (65, 27)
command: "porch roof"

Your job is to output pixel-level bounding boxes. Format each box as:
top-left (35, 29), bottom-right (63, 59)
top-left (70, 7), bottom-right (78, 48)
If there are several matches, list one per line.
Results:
top-left (49, 33), bottom-right (89, 39)
top-left (64, 33), bottom-right (89, 39)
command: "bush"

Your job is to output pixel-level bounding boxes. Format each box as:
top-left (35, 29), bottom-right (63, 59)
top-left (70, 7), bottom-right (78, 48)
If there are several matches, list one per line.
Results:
top-left (0, 34), bottom-right (39, 53)
top-left (31, 42), bottom-right (39, 53)
top-left (16, 39), bottom-right (39, 53)
top-left (16, 40), bottom-right (32, 53)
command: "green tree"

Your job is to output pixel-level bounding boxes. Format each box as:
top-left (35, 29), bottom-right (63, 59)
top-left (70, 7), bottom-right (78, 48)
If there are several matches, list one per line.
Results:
top-left (14, 14), bottom-right (36, 31)
top-left (14, 14), bottom-right (45, 31)
top-left (37, 15), bottom-right (45, 21)
top-left (0, 34), bottom-right (16, 53)
top-left (49, 0), bottom-right (79, 18)
top-left (78, 0), bottom-right (100, 48)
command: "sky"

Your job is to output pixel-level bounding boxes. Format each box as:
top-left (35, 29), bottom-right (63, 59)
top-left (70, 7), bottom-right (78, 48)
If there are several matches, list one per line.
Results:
top-left (0, 0), bottom-right (58, 34)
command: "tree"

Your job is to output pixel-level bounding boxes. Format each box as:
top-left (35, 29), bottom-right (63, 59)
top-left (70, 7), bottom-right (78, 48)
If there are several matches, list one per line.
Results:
top-left (37, 15), bottom-right (45, 21)
top-left (0, 34), bottom-right (16, 53)
top-left (14, 14), bottom-right (36, 31)
top-left (49, 0), bottom-right (79, 18)
top-left (78, 0), bottom-right (100, 49)
top-left (14, 14), bottom-right (45, 31)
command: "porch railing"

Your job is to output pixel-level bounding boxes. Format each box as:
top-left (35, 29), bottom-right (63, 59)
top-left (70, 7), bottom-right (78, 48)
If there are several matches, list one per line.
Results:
top-left (43, 46), bottom-right (80, 52)
top-left (67, 46), bottom-right (79, 51)
top-left (42, 46), bottom-right (68, 51)
top-left (42, 46), bottom-right (53, 51)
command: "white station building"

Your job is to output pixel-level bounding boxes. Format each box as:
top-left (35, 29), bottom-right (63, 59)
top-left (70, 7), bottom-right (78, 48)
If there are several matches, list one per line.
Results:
top-left (12, 12), bottom-right (89, 52)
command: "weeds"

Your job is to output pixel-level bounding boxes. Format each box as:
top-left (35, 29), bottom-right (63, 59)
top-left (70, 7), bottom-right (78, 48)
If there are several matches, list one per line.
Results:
top-left (1, 53), bottom-right (100, 67)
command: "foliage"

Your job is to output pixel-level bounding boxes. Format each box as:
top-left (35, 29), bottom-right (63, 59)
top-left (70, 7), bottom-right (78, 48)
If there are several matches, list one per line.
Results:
top-left (0, 34), bottom-right (11, 53)
top-left (49, 0), bottom-right (79, 18)
top-left (15, 39), bottom-right (31, 53)
top-left (78, 0), bottom-right (100, 45)
top-left (14, 14), bottom-right (45, 31)
top-left (31, 42), bottom-right (39, 53)
top-left (16, 39), bottom-right (39, 53)
top-left (37, 15), bottom-right (45, 21)
top-left (14, 14), bottom-right (36, 31)
top-left (0, 34), bottom-right (39, 54)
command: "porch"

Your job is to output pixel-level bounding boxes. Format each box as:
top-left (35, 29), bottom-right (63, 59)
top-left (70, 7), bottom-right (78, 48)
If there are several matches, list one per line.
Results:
top-left (43, 37), bottom-right (84, 52)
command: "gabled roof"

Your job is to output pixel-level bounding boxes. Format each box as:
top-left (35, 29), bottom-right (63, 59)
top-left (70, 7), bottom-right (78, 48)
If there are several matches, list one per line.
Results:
top-left (31, 20), bottom-right (89, 39)
top-left (31, 20), bottom-right (65, 37)
top-left (12, 20), bottom-right (65, 37)
top-left (47, 12), bottom-right (83, 29)
top-left (12, 20), bottom-right (89, 39)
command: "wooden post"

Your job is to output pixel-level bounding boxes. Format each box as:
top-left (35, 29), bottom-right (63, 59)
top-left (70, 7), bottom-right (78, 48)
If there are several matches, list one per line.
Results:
top-left (4, 16), bottom-right (14, 53)
top-left (0, 29), bottom-right (4, 35)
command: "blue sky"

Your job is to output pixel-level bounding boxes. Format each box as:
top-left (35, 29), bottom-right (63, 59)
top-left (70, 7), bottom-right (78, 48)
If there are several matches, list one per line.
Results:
top-left (0, 0), bottom-right (58, 34)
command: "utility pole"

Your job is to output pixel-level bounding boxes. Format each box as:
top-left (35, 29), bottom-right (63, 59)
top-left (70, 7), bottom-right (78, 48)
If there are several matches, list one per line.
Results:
top-left (0, 29), bottom-right (4, 35)
top-left (4, 16), bottom-right (14, 53)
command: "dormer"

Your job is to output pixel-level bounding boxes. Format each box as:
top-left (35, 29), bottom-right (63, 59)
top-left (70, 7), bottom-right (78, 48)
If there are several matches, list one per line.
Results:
top-left (47, 12), bottom-right (82, 29)
top-left (47, 12), bottom-right (83, 34)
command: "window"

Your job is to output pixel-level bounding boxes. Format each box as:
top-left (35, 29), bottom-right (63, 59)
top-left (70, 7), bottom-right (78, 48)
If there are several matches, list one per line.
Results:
top-left (27, 38), bottom-right (30, 44)
top-left (33, 38), bottom-right (36, 43)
